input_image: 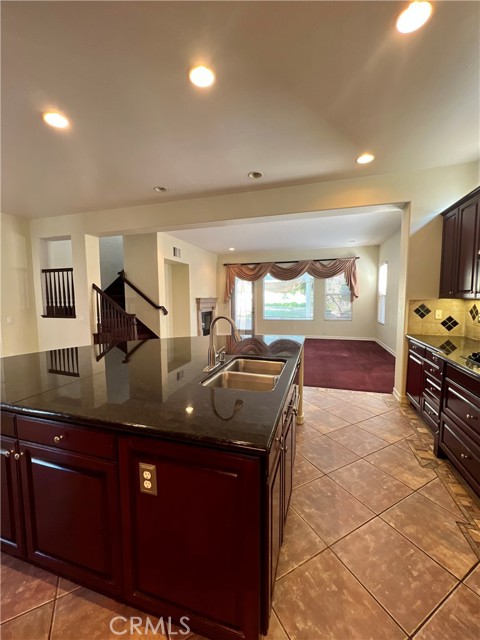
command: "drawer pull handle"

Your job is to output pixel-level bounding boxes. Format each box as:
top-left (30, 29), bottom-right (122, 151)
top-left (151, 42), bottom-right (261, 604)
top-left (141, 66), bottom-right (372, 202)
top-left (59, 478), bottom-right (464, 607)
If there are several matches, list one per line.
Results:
top-left (460, 453), bottom-right (470, 460)
top-left (54, 435), bottom-right (65, 444)
top-left (465, 414), bottom-right (477, 421)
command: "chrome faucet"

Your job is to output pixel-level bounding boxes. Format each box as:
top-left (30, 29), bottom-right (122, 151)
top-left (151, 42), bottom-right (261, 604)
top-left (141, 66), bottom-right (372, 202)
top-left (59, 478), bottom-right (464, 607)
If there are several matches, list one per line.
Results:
top-left (205, 316), bottom-right (242, 371)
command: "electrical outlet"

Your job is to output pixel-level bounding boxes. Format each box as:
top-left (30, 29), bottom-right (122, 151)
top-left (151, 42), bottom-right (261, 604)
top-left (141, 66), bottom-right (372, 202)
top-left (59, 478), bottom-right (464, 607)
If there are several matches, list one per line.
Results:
top-left (435, 309), bottom-right (442, 320)
top-left (139, 462), bottom-right (157, 495)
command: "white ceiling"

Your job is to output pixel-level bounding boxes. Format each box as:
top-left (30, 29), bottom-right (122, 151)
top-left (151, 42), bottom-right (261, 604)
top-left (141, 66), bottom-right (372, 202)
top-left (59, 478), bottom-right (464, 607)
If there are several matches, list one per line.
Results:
top-left (168, 204), bottom-right (404, 254)
top-left (2, 1), bottom-right (479, 221)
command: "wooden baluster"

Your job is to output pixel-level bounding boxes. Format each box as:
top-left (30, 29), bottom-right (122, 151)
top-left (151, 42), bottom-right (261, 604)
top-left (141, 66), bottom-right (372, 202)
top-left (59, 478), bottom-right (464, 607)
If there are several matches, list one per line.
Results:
top-left (70, 270), bottom-right (76, 316)
top-left (61, 271), bottom-right (67, 315)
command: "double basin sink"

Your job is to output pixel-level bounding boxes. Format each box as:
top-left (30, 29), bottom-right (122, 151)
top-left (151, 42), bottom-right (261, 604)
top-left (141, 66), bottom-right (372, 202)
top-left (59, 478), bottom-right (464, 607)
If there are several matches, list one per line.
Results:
top-left (201, 357), bottom-right (286, 392)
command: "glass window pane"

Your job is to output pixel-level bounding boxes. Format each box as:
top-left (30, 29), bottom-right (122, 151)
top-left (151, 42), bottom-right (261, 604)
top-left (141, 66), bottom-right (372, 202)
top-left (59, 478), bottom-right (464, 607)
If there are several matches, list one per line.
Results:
top-left (324, 273), bottom-right (352, 320)
top-left (263, 273), bottom-right (314, 320)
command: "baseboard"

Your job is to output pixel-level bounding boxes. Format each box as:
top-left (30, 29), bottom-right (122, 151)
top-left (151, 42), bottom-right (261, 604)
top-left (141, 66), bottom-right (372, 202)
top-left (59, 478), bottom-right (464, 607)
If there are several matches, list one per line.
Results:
top-left (375, 339), bottom-right (396, 357)
top-left (393, 387), bottom-right (408, 404)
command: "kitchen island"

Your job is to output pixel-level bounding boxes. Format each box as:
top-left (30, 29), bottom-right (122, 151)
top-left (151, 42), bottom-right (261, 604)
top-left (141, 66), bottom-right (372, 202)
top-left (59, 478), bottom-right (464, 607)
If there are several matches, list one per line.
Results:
top-left (0, 335), bottom-right (304, 640)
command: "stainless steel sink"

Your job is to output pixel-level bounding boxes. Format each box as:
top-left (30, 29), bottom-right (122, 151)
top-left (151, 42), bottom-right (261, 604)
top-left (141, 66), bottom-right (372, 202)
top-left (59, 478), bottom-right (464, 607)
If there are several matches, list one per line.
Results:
top-left (201, 370), bottom-right (279, 392)
top-left (223, 358), bottom-right (285, 376)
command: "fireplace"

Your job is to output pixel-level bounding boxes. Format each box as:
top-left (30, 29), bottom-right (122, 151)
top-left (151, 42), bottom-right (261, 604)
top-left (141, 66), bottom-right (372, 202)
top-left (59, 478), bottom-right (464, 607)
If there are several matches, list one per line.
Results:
top-left (196, 298), bottom-right (217, 336)
top-left (201, 311), bottom-right (213, 336)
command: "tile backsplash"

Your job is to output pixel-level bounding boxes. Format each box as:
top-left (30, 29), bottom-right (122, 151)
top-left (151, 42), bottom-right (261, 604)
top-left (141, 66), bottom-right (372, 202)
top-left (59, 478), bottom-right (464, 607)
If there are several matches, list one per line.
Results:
top-left (408, 299), bottom-right (480, 341)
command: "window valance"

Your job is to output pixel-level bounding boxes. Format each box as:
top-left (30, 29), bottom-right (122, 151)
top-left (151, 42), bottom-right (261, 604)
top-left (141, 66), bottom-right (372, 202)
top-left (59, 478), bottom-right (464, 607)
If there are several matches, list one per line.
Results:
top-left (224, 258), bottom-right (359, 303)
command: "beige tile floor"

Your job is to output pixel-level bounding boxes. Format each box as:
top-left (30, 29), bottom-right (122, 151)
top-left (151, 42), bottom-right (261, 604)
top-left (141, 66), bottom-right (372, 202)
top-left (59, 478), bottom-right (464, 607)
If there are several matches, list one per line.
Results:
top-left (2, 388), bottom-right (480, 640)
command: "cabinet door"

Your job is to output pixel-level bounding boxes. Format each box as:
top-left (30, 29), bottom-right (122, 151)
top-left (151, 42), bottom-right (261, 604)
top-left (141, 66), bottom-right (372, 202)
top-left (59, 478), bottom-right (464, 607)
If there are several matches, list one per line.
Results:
top-left (439, 209), bottom-right (458, 297)
top-left (283, 412), bottom-right (295, 523)
top-left (119, 436), bottom-right (260, 640)
top-left (1, 436), bottom-right (25, 557)
top-left (456, 198), bottom-right (479, 297)
top-left (406, 351), bottom-right (424, 410)
top-left (19, 442), bottom-right (122, 595)
top-left (267, 448), bottom-right (282, 624)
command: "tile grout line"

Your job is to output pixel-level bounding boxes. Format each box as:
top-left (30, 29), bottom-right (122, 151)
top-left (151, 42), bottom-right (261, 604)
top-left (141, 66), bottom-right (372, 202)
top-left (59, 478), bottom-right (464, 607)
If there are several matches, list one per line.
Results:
top-left (328, 545), bottom-right (415, 637)
top-left (407, 579), bottom-right (467, 638)
top-left (0, 597), bottom-right (56, 627)
top-left (377, 512), bottom-right (474, 583)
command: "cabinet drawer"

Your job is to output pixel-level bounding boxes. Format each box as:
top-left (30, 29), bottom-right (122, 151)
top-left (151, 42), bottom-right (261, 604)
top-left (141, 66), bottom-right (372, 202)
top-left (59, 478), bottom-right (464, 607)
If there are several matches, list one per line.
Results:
top-left (425, 349), bottom-right (444, 371)
top-left (423, 374), bottom-right (442, 405)
top-left (422, 399), bottom-right (440, 432)
top-left (441, 418), bottom-right (480, 486)
top-left (1, 413), bottom-right (16, 437)
top-left (409, 342), bottom-right (425, 357)
top-left (17, 416), bottom-right (116, 460)
top-left (443, 381), bottom-right (480, 443)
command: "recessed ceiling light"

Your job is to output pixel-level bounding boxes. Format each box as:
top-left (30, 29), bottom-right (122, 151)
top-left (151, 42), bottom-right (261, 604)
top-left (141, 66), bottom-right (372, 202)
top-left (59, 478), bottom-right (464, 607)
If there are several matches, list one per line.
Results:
top-left (248, 171), bottom-right (263, 179)
top-left (42, 112), bottom-right (69, 129)
top-left (356, 153), bottom-right (375, 164)
top-left (396, 1), bottom-right (433, 34)
top-left (189, 66), bottom-right (215, 88)
top-left (229, 247), bottom-right (235, 251)
top-left (185, 406), bottom-right (194, 414)
top-left (153, 186), bottom-right (168, 192)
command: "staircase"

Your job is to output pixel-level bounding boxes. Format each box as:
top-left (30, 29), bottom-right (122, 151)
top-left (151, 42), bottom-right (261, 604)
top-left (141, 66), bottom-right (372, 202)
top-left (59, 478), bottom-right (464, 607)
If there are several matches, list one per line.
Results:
top-left (103, 275), bottom-right (157, 340)
top-left (92, 281), bottom-right (159, 345)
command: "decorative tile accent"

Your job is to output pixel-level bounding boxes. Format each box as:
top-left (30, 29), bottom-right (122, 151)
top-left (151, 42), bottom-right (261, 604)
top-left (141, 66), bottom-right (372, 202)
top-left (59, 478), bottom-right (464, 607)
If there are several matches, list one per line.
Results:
top-left (439, 339), bottom-right (457, 355)
top-left (414, 304), bottom-right (431, 319)
top-left (441, 315), bottom-right (459, 331)
top-left (469, 304), bottom-right (479, 321)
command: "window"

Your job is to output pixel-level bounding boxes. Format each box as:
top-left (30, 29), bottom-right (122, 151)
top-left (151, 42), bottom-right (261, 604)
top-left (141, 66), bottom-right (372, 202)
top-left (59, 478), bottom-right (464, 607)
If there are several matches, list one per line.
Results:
top-left (263, 273), bottom-right (314, 320)
top-left (324, 273), bottom-right (352, 320)
top-left (377, 263), bottom-right (388, 324)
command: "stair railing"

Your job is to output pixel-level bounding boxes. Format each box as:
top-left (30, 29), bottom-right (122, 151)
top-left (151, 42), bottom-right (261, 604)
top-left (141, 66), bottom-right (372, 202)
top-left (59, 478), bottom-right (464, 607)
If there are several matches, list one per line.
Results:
top-left (41, 268), bottom-right (76, 318)
top-left (118, 270), bottom-right (168, 315)
top-left (93, 284), bottom-right (138, 342)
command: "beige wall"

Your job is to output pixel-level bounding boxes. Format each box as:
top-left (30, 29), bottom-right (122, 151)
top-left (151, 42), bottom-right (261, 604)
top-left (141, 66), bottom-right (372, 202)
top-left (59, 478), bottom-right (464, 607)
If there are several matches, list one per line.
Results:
top-left (376, 229), bottom-right (402, 354)
top-left (158, 233), bottom-right (217, 338)
top-left (0, 213), bottom-right (38, 355)
top-left (217, 245), bottom-right (380, 339)
top-left (123, 233), bottom-right (163, 338)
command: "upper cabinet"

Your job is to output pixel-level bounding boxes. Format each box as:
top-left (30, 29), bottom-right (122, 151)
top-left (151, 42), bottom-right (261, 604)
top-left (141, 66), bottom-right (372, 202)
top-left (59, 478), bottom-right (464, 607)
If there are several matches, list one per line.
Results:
top-left (439, 188), bottom-right (480, 299)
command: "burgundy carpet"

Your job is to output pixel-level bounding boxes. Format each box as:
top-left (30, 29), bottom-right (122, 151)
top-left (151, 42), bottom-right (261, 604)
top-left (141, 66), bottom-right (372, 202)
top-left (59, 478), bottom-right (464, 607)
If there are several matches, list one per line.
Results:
top-left (303, 339), bottom-right (395, 393)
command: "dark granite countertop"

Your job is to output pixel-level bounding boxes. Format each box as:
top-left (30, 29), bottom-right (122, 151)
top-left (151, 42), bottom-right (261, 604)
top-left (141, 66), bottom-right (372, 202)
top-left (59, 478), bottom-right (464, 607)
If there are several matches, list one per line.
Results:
top-left (0, 335), bottom-right (304, 455)
top-left (406, 334), bottom-right (480, 380)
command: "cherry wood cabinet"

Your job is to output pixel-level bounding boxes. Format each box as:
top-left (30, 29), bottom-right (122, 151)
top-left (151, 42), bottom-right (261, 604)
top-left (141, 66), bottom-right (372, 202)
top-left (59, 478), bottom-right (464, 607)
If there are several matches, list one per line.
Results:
top-left (440, 364), bottom-right (480, 494)
top-left (1, 377), bottom-right (300, 640)
top-left (119, 435), bottom-right (261, 640)
top-left (439, 187), bottom-right (480, 299)
top-left (1, 427), bottom-right (26, 558)
top-left (406, 339), bottom-right (443, 453)
top-left (2, 415), bottom-right (122, 595)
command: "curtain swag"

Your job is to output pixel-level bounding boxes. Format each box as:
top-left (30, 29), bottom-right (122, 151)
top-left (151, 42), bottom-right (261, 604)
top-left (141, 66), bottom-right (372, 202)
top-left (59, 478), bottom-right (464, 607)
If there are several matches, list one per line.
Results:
top-left (224, 258), bottom-right (359, 303)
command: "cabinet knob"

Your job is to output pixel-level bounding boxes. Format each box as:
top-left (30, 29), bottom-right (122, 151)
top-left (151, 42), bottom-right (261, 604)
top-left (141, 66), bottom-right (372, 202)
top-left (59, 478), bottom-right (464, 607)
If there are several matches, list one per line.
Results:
top-left (460, 452), bottom-right (469, 460)
top-left (53, 435), bottom-right (65, 444)
top-left (13, 452), bottom-right (24, 461)
top-left (465, 414), bottom-right (477, 420)
top-left (4, 450), bottom-right (11, 458)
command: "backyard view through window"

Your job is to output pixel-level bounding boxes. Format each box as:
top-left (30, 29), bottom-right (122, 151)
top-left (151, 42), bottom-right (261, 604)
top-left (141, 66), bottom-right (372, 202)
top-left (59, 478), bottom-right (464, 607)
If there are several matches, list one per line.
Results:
top-left (263, 273), bottom-right (314, 320)
top-left (325, 273), bottom-right (352, 320)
